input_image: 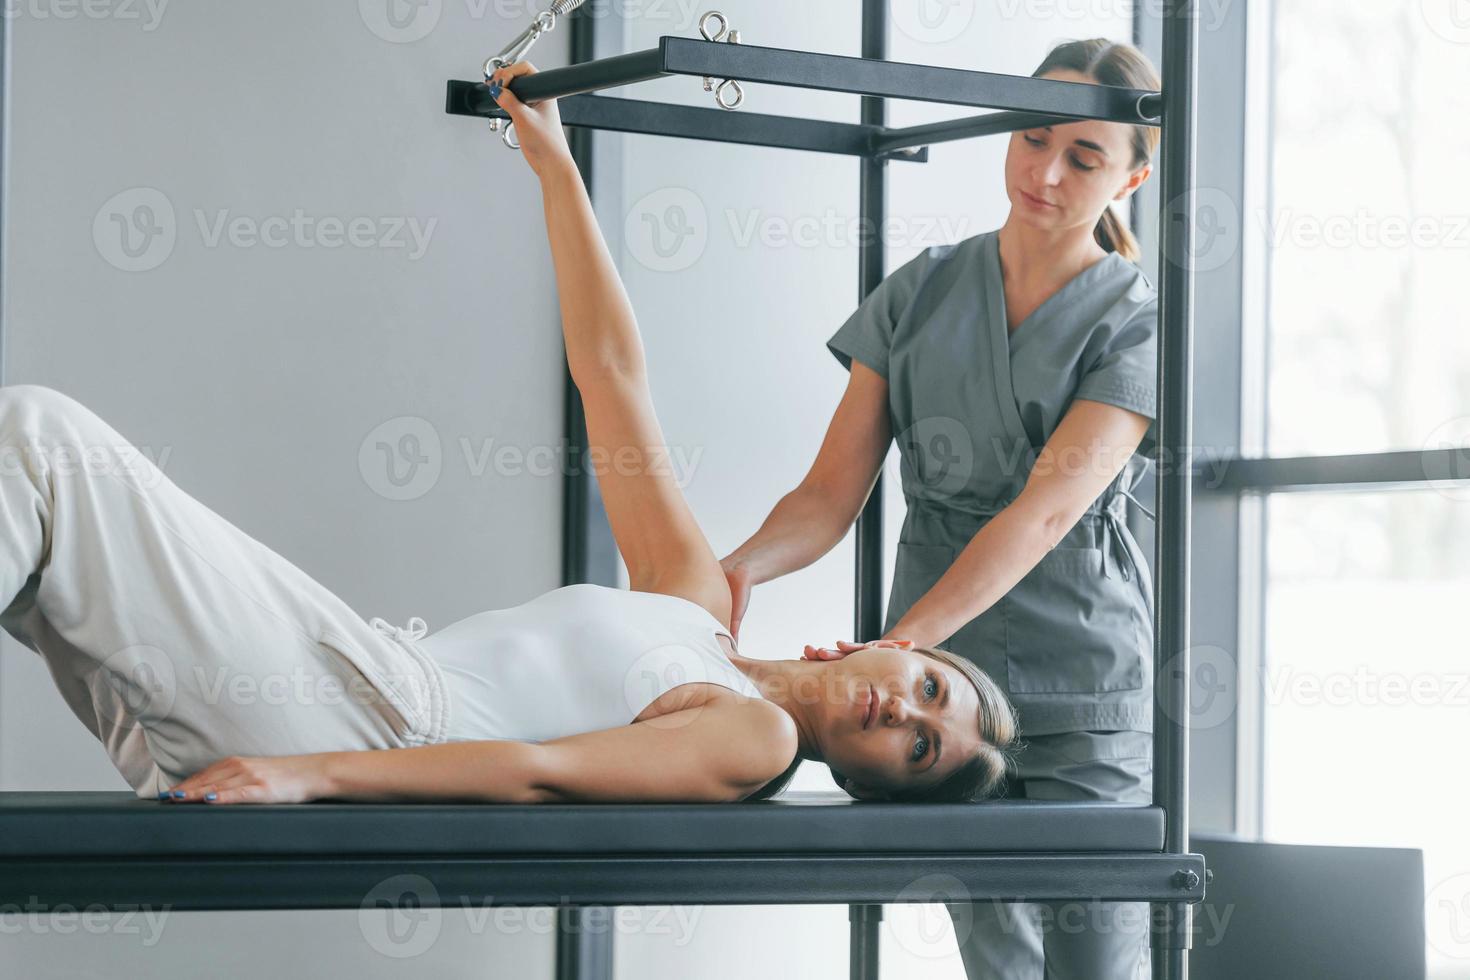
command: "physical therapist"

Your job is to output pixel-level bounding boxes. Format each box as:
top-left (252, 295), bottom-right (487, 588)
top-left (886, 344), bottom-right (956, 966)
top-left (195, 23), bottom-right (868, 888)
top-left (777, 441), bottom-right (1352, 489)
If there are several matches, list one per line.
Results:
top-left (721, 39), bottom-right (1163, 980)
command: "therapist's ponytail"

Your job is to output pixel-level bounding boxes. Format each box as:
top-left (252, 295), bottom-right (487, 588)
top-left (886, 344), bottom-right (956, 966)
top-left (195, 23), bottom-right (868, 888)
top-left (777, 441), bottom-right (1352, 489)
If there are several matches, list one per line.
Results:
top-left (1096, 204), bottom-right (1137, 263)
top-left (1031, 39), bottom-right (1162, 265)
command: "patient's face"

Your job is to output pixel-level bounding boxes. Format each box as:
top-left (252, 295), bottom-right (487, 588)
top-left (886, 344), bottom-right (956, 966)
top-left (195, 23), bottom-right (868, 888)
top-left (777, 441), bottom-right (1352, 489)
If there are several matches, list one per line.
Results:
top-left (813, 648), bottom-right (985, 799)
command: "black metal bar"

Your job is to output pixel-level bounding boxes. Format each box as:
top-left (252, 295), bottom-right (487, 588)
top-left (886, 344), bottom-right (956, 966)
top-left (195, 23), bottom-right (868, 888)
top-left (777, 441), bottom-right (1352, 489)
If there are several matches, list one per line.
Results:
top-left (852, 2), bottom-right (888, 977)
top-left (491, 45), bottom-right (669, 102)
top-left (1200, 448), bottom-right (1470, 494)
top-left (1154, 0), bottom-right (1199, 977)
top-left (854, 6), bottom-right (888, 650)
top-left (0, 853), bottom-right (1209, 911)
top-left (850, 904), bottom-right (883, 980)
top-left (557, 906), bottom-right (613, 980)
top-left (446, 37), bottom-right (1162, 140)
top-left (447, 84), bottom-right (929, 160)
top-left (870, 110), bottom-right (1098, 156)
top-left (659, 37), bottom-right (1158, 121)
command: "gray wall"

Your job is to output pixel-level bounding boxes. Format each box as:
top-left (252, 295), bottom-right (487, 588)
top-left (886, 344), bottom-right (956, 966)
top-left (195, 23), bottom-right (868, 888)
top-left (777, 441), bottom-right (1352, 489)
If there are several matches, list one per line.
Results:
top-left (1, 1), bottom-right (563, 975)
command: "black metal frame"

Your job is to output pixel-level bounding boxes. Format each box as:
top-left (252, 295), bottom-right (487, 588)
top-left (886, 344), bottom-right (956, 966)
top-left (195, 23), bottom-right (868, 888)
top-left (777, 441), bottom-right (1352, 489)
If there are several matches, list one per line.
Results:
top-left (446, 36), bottom-right (1160, 161)
top-left (1203, 447), bottom-right (1470, 494)
top-left (524, 4), bottom-right (1202, 979)
top-left (0, 851), bottom-right (1206, 910)
top-left (0, 2), bottom-right (1211, 976)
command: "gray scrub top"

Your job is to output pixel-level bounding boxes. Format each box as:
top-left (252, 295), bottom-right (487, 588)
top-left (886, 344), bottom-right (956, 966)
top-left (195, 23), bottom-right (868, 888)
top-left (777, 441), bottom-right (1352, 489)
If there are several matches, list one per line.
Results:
top-left (827, 229), bottom-right (1158, 735)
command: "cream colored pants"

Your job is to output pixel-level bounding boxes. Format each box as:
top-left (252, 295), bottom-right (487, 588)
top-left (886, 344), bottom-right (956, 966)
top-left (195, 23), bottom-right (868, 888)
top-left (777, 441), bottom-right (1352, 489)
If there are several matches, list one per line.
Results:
top-left (0, 385), bottom-right (449, 797)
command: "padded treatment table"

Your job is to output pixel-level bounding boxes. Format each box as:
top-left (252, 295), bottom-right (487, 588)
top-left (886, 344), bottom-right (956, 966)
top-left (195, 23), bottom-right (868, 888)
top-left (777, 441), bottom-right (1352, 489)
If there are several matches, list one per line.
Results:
top-left (0, 791), bottom-right (1205, 911)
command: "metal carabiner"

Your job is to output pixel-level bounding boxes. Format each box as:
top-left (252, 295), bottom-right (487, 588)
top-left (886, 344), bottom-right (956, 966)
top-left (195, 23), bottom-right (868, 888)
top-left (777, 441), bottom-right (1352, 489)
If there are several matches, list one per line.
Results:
top-left (480, 1), bottom-right (585, 149)
top-left (698, 10), bottom-right (745, 111)
top-left (483, 7), bottom-right (563, 82)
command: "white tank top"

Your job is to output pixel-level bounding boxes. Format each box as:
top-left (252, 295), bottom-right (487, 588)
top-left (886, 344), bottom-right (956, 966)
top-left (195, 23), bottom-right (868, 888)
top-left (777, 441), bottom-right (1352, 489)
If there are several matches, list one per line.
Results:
top-left (414, 583), bottom-right (765, 743)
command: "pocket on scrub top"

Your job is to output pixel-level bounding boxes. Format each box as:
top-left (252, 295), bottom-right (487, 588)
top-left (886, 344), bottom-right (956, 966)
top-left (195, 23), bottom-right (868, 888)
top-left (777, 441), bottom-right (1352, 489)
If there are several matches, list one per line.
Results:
top-left (1002, 547), bottom-right (1146, 695)
top-left (315, 627), bottom-right (428, 739)
top-left (887, 542), bottom-right (955, 636)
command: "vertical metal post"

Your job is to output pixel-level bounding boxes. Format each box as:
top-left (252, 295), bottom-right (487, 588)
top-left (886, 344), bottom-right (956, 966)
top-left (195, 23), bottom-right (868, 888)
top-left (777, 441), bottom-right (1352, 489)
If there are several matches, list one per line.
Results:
top-left (850, 904), bottom-right (884, 980)
top-left (556, 906), bottom-right (614, 980)
top-left (1153, 0), bottom-right (1198, 978)
top-left (851, 2), bottom-right (888, 979)
top-left (854, 0), bottom-right (889, 688)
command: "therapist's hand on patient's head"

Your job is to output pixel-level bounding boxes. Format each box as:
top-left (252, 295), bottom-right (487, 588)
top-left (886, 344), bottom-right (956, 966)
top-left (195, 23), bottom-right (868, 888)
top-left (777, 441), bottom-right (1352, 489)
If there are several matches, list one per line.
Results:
top-left (803, 638), bottom-right (915, 661)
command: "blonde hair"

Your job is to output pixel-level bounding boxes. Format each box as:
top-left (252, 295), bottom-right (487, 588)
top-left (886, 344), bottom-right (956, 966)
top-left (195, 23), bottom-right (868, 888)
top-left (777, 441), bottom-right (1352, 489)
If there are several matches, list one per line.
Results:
top-left (1030, 38), bottom-right (1162, 264)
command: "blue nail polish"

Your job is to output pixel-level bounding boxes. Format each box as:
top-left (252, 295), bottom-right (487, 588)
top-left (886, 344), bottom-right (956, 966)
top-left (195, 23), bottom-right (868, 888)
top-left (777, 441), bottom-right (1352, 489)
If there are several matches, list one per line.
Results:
top-left (157, 791), bottom-right (170, 800)
top-left (205, 792), bottom-right (218, 801)
top-left (488, 82), bottom-right (502, 97)
top-left (172, 790), bottom-right (186, 798)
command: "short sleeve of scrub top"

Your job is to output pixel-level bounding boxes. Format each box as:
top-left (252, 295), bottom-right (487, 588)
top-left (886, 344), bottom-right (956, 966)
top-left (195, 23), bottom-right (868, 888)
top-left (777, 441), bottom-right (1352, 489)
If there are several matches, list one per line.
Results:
top-left (1073, 296), bottom-right (1160, 457)
top-left (819, 229), bottom-right (1161, 735)
top-left (825, 245), bottom-right (953, 379)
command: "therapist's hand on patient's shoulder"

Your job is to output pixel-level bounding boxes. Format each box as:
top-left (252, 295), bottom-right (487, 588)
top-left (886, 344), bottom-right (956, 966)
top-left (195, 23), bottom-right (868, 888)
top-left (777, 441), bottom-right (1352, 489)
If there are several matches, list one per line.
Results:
top-left (487, 62), bottom-right (576, 179)
top-left (720, 558), bottom-right (754, 642)
top-left (803, 638), bottom-right (916, 661)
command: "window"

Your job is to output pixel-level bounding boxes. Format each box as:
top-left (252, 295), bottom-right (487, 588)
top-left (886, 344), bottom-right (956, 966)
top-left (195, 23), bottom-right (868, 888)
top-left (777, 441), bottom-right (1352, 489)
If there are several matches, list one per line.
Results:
top-left (1266, 1), bottom-right (1470, 457)
top-left (1261, 489), bottom-right (1470, 975)
top-left (1252, 3), bottom-right (1470, 973)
